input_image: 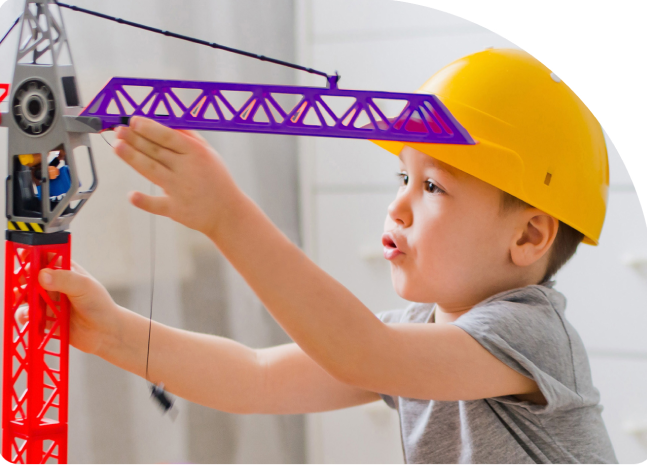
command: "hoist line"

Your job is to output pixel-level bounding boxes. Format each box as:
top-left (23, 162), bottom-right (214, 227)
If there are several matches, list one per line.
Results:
top-left (99, 132), bottom-right (156, 388)
top-left (0, 16), bottom-right (20, 48)
top-left (145, 181), bottom-right (156, 386)
top-left (54, 1), bottom-right (337, 83)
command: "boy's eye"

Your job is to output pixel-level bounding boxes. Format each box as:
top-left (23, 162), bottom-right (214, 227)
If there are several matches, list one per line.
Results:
top-left (396, 172), bottom-right (409, 185)
top-left (425, 180), bottom-right (443, 194)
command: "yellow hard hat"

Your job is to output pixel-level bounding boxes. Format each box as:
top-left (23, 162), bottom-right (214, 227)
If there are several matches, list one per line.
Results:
top-left (372, 48), bottom-right (609, 245)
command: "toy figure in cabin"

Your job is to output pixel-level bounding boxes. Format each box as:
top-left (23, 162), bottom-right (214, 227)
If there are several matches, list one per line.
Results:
top-left (18, 148), bottom-right (72, 202)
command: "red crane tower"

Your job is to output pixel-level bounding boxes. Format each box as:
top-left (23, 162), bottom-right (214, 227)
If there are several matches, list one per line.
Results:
top-left (0, 0), bottom-right (96, 462)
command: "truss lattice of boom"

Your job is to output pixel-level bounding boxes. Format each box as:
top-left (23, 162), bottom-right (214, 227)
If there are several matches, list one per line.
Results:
top-left (80, 77), bottom-right (475, 145)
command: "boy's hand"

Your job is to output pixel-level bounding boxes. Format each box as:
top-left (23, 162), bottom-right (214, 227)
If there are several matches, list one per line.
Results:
top-left (113, 117), bottom-right (240, 236)
top-left (15, 260), bottom-right (122, 358)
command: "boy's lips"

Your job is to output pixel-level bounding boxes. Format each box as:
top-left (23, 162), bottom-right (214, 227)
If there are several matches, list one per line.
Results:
top-left (382, 232), bottom-right (403, 260)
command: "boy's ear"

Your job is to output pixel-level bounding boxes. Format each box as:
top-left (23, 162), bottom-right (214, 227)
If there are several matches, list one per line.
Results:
top-left (509, 209), bottom-right (559, 268)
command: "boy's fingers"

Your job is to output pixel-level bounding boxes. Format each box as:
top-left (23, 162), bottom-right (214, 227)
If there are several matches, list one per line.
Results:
top-left (17, 267), bottom-right (27, 287)
top-left (115, 126), bottom-right (177, 170)
top-left (39, 269), bottom-right (89, 298)
top-left (44, 306), bottom-right (60, 335)
top-left (15, 306), bottom-right (28, 325)
top-left (15, 299), bottom-right (61, 333)
top-left (178, 129), bottom-right (207, 144)
top-left (128, 191), bottom-right (170, 217)
top-left (113, 139), bottom-right (172, 188)
top-left (71, 260), bottom-right (90, 277)
top-left (13, 285), bottom-right (26, 304)
top-left (45, 251), bottom-right (63, 268)
top-left (130, 116), bottom-right (187, 154)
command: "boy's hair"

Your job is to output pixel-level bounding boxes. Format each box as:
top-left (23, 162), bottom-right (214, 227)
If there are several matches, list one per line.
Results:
top-left (499, 191), bottom-right (584, 283)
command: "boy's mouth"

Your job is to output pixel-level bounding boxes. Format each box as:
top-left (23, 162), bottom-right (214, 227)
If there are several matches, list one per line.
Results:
top-left (382, 233), bottom-right (403, 260)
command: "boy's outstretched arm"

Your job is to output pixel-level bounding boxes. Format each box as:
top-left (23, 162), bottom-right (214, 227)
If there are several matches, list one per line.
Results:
top-left (20, 263), bottom-right (379, 414)
top-left (114, 117), bottom-right (541, 403)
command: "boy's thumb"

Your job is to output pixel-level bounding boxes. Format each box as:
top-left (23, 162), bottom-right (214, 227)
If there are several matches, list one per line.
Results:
top-left (38, 268), bottom-right (86, 297)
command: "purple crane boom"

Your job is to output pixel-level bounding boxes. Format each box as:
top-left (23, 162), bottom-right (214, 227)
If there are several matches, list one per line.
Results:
top-left (80, 77), bottom-right (475, 145)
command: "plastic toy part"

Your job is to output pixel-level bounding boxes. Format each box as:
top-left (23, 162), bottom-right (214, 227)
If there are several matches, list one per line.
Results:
top-left (0, 84), bottom-right (8, 103)
top-left (0, 84), bottom-right (8, 126)
top-left (80, 78), bottom-right (475, 145)
top-left (150, 383), bottom-right (179, 421)
top-left (151, 383), bottom-right (173, 412)
top-left (4, 0), bottom-right (98, 235)
top-left (2, 231), bottom-right (71, 464)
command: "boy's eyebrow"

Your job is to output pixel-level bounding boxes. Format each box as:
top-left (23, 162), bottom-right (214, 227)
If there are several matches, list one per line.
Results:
top-left (426, 158), bottom-right (458, 178)
top-left (399, 150), bottom-right (460, 179)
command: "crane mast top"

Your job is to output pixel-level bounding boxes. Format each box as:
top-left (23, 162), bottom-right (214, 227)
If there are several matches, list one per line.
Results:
top-left (1, 0), bottom-right (97, 234)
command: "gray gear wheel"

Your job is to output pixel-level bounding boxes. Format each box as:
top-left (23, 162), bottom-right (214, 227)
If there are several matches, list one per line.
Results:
top-left (13, 79), bottom-right (56, 136)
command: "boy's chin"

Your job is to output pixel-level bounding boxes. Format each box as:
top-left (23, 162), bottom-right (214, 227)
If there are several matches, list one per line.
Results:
top-left (391, 274), bottom-right (436, 304)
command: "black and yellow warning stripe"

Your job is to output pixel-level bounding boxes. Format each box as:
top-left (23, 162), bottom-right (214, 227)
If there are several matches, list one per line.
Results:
top-left (7, 221), bottom-right (44, 233)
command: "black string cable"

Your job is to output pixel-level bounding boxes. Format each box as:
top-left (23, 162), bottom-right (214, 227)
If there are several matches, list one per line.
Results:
top-left (0, 16), bottom-right (20, 48)
top-left (98, 133), bottom-right (155, 382)
top-left (99, 134), bottom-right (154, 375)
top-left (145, 181), bottom-right (155, 385)
top-left (99, 133), bottom-right (171, 414)
top-left (144, 183), bottom-right (174, 417)
top-left (54, 1), bottom-right (339, 85)
top-left (99, 131), bottom-right (114, 148)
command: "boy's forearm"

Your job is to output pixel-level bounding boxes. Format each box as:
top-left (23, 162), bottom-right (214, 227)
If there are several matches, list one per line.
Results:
top-left (111, 118), bottom-right (386, 387)
top-left (98, 305), bottom-right (263, 413)
top-left (207, 191), bottom-right (389, 386)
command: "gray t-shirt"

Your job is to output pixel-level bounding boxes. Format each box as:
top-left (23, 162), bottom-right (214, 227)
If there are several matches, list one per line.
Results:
top-left (377, 281), bottom-right (617, 463)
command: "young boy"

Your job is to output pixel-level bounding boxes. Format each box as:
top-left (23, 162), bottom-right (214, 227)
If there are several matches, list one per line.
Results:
top-left (20, 48), bottom-right (617, 463)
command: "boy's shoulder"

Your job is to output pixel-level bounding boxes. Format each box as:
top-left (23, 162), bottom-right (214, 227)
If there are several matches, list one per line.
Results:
top-left (474, 280), bottom-right (566, 315)
top-left (378, 282), bottom-right (600, 413)
top-left (452, 281), bottom-right (573, 350)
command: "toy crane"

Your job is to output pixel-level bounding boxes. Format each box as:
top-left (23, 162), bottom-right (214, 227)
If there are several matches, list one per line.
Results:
top-left (0, 0), bottom-right (475, 463)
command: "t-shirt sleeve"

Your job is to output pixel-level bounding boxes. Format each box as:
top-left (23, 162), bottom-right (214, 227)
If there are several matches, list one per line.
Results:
top-left (376, 309), bottom-right (408, 324)
top-left (449, 287), bottom-right (587, 415)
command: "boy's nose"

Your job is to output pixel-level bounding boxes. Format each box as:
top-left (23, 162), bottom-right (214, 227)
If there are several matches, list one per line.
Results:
top-left (387, 191), bottom-right (413, 227)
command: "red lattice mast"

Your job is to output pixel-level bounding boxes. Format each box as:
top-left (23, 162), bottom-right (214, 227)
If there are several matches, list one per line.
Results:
top-left (2, 232), bottom-right (70, 463)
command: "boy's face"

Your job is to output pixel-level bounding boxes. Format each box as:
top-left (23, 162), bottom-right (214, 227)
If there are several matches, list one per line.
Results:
top-left (383, 146), bottom-right (516, 307)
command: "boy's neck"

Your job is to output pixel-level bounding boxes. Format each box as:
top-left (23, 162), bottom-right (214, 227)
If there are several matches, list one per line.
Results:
top-left (434, 305), bottom-right (472, 324)
top-left (433, 274), bottom-right (543, 324)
